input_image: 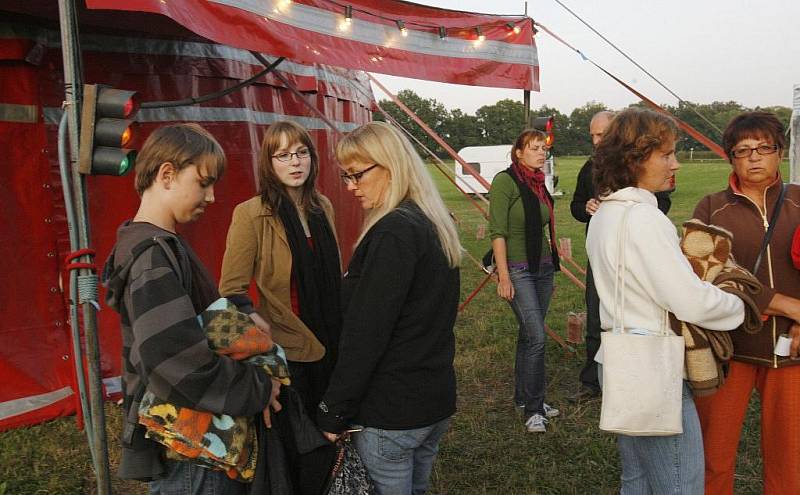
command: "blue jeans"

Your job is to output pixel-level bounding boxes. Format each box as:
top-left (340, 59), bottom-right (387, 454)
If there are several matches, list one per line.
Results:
top-left (508, 262), bottom-right (554, 417)
top-left (353, 417), bottom-right (451, 495)
top-left (600, 366), bottom-right (704, 495)
top-left (148, 460), bottom-right (247, 495)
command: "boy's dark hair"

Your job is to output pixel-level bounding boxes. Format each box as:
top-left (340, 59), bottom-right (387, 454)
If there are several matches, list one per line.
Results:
top-left (593, 107), bottom-right (678, 197)
top-left (134, 123), bottom-right (226, 196)
top-left (722, 111), bottom-right (785, 163)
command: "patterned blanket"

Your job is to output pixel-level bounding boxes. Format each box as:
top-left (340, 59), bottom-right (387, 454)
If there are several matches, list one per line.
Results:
top-left (138, 298), bottom-right (291, 481)
top-left (672, 220), bottom-right (763, 396)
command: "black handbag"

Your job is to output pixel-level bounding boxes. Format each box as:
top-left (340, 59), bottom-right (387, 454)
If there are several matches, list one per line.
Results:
top-left (324, 436), bottom-right (377, 495)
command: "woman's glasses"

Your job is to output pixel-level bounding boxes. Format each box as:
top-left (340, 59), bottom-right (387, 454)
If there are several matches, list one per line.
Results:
top-left (340, 164), bottom-right (380, 185)
top-left (272, 148), bottom-right (311, 162)
top-left (730, 144), bottom-right (779, 159)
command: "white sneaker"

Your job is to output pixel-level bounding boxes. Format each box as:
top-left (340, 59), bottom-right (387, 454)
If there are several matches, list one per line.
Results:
top-left (525, 413), bottom-right (548, 433)
top-left (543, 403), bottom-right (560, 418)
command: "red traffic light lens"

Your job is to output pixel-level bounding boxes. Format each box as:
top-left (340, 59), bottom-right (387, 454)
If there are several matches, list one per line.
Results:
top-left (96, 88), bottom-right (140, 119)
top-left (122, 97), bottom-right (137, 119)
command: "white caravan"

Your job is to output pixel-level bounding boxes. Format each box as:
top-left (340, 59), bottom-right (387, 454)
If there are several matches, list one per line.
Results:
top-left (454, 145), bottom-right (558, 195)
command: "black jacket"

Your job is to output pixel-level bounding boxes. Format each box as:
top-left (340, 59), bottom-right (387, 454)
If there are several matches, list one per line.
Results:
top-left (571, 158), bottom-right (672, 226)
top-left (317, 201), bottom-right (459, 432)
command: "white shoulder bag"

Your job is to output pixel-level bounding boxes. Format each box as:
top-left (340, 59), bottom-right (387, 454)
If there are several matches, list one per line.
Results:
top-left (599, 202), bottom-right (685, 436)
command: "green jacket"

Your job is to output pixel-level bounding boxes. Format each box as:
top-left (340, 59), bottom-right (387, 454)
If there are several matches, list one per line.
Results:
top-left (489, 171), bottom-right (551, 264)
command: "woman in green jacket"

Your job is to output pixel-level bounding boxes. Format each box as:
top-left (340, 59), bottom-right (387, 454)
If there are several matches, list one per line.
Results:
top-left (489, 128), bottom-right (561, 433)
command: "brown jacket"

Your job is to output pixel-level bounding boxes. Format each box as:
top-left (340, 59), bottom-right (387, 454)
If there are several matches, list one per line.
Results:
top-left (219, 195), bottom-right (337, 362)
top-left (693, 175), bottom-right (800, 368)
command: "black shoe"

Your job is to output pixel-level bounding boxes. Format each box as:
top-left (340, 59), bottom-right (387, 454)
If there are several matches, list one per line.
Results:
top-left (568, 386), bottom-right (601, 403)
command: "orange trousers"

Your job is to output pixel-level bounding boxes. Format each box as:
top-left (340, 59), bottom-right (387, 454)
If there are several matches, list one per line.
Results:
top-left (694, 361), bottom-right (800, 495)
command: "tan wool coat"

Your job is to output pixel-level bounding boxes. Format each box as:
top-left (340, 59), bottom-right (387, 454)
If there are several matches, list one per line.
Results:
top-left (219, 195), bottom-right (337, 362)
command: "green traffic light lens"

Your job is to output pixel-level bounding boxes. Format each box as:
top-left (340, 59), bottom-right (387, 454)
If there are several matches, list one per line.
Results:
top-left (92, 147), bottom-right (135, 176)
top-left (119, 151), bottom-right (136, 175)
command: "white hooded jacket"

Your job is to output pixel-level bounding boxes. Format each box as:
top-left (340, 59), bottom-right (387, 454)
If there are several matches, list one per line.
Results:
top-left (586, 187), bottom-right (744, 343)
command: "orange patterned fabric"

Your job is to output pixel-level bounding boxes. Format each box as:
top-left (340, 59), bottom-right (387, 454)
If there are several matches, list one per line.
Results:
top-left (138, 298), bottom-right (290, 481)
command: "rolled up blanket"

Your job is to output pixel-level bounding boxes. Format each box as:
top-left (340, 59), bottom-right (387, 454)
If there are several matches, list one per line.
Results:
top-left (672, 219), bottom-right (763, 397)
top-left (138, 298), bottom-right (290, 481)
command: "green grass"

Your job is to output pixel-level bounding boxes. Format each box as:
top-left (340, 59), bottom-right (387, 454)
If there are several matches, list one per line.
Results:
top-left (1, 157), bottom-right (787, 494)
top-left (424, 157), bottom-right (784, 494)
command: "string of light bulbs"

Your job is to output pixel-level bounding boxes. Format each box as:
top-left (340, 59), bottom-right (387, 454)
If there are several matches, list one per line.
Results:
top-left (273, 0), bottom-right (529, 44)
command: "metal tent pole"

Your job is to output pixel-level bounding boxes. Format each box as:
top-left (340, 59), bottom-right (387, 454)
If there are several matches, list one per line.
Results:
top-left (56, 1), bottom-right (111, 493)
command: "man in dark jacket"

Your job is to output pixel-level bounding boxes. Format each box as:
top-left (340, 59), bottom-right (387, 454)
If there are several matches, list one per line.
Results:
top-left (569, 111), bottom-right (672, 401)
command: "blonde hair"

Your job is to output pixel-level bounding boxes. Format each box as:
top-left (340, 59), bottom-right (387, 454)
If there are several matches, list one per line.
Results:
top-left (336, 121), bottom-right (462, 267)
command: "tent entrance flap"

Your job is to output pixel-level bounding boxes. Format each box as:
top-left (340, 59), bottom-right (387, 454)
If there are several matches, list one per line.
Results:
top-left (86, 0), bottom-right (540, 91)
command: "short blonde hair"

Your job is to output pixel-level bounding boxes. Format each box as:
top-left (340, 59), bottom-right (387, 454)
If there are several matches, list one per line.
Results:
top-left (336, 121), bottom-right (462, 267)
top-left (135, 123), bottom-right (225, 196)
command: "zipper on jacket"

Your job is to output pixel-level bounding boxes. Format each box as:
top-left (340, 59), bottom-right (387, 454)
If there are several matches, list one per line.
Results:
top-left (735, 188), bottom-right (779, 368)
top-left (761, 188), bottom-right (778, 368)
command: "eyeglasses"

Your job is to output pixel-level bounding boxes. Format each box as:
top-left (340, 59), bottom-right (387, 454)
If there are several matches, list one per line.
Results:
top-left (340, 164), bottom-right (380, 186)
top-left (272, 148), bottom-right (311, 162)
top-left (730, 144), bottom-right (780, 159)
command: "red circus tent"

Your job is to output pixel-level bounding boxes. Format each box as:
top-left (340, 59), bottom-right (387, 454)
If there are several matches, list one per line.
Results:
top-left (0, 0), bottom-right (540, 431)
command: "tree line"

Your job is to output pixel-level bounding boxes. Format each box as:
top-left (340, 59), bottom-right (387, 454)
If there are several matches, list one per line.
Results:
top-left (374, 90), bottom-right (792, 157)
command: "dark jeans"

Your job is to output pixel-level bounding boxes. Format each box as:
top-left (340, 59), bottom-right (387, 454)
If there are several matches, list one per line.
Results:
top-left (508, 262), bottom-right (555, 417)
top-left (578, 264), bottom-right (602, 393)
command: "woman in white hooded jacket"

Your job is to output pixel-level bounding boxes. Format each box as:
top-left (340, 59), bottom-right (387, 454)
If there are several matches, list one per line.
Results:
top-left (586, 108), bottom-right (745, 494)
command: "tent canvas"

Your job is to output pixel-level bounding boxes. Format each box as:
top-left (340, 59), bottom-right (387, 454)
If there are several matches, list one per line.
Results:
top-left (0, 8), bottom-right (373, 430)
top-left (85, 0), bottom-right (540, 90)
top-left (0, 0), bottom-right (543, 432)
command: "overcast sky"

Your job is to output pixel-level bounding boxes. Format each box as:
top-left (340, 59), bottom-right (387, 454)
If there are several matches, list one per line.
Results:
top-left (371, 0), bottom-right (799, 115)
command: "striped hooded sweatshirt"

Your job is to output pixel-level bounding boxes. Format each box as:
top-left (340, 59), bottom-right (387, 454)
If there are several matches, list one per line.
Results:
top-left (104, 221), bottom-right (272, 481)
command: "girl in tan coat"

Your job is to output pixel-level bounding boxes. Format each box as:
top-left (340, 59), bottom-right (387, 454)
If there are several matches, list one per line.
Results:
top-left (219, 121), bottom-right (341, 494)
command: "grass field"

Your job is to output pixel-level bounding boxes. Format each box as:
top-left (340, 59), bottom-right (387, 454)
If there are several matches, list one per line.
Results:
top-left (0, 156), bottom-right (788, 494)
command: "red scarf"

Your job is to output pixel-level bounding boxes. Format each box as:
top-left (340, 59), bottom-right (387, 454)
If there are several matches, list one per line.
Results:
top-left (511, 163), bottom-right (555, 236)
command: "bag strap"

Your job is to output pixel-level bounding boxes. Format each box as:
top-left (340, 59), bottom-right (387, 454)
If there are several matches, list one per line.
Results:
top-left (611, 202), bottom-right (669, 336)
top-left (612, 203), bottom-right (634, 332)
top-left (752, 182), bottom-right (786, 274)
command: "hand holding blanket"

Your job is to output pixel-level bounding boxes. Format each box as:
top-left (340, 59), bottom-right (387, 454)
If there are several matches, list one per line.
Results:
top-left (673, 220), bottom-right (763, 396)
top-left (138, 298), bottom-right (291, 481)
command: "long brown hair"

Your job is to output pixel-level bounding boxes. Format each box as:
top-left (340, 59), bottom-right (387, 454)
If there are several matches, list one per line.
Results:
top-left (257, 120), bottom-right (322, 212)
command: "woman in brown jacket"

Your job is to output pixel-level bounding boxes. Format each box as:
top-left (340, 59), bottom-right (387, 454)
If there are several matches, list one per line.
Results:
top-left (692, 112), bottom-right (800, 494)
top-left (219, 121), bottom-right (341, 493)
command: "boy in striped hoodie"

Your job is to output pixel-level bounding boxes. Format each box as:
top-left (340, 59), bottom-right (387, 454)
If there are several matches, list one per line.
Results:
top-left (103, 123), bottom-right (280, 494)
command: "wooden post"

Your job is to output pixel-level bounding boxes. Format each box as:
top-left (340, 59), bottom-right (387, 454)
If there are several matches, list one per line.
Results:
top-left (524, 90), bottom-right (531, 127)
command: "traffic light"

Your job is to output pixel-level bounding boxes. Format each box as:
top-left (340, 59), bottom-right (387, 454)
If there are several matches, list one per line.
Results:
top-left (78, 84), bottom-right (140, 176)
top-left (531, 116), bottom-right (555, 147)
